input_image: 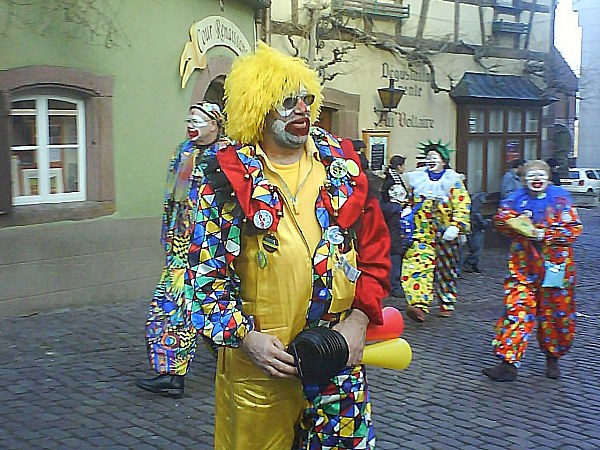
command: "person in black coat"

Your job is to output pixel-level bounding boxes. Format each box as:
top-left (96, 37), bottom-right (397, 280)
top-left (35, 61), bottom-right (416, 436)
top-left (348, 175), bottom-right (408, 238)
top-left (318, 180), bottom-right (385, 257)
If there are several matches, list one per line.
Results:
top-left (380, 155), bottom-right (408, 298)
top-left (545, 157), bottom-right (562, 186)
top-left (461, 191), bottom-right (492, 273)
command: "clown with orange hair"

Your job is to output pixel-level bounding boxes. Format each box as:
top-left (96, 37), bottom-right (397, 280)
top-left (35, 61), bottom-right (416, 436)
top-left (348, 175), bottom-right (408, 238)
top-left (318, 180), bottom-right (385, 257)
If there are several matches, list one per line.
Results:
top-left (184, 42), bottom-right (391, 449)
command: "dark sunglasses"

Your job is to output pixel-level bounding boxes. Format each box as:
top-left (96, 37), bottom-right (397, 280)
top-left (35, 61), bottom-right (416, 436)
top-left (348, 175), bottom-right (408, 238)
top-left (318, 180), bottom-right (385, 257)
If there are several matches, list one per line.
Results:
top-left (282, 94), bottom-right (315, 110)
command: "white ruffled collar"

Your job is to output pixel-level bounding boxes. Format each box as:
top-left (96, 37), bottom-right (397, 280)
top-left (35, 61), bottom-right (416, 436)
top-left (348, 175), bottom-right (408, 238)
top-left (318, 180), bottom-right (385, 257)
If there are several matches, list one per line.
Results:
top-left (406, 168), bottom-right (460, 201)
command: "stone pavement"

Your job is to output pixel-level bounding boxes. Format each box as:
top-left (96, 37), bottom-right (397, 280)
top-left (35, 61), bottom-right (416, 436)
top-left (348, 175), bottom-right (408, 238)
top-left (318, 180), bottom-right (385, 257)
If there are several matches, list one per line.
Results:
top-left (1, 208), bottom-right (599, 450)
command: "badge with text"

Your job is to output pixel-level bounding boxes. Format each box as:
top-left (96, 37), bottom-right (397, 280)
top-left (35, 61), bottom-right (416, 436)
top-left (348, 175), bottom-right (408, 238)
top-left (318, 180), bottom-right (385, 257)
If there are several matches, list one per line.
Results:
top-left (337, 254), bottom-right (361, 283)
top-left (262, 233), bottom-right (279, 253)
top-left (329, 158), bottom-right (348, 179)
top-left (253, 210), bottom-right (274, 230)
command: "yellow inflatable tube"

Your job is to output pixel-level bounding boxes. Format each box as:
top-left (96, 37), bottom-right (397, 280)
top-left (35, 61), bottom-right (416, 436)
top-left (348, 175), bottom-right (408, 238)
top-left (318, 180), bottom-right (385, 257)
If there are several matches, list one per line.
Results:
top-left (361, 338), bottom-right (412, 371)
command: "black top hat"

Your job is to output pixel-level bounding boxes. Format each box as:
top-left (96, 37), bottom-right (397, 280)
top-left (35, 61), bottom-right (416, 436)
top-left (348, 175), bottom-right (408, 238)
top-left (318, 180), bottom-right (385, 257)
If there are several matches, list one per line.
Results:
top-left (287, 327), bottom-right (349, 386)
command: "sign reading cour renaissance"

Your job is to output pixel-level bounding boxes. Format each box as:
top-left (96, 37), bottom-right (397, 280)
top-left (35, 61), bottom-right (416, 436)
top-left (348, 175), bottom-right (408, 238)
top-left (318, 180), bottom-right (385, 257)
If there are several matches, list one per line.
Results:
top-left (180, 16), bottom-right (251, 89)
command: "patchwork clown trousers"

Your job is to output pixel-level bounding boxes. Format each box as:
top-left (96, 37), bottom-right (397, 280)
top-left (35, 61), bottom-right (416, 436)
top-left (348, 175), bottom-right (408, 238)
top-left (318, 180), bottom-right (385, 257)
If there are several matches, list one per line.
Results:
top-left (215, 347), bottom-right (375, 450)
top-left (402, 238), bottom-right (460, 313)
top-left (145, 266), bottom-right (197, 375)
top-left (491, 277), bottom-right (576, 366)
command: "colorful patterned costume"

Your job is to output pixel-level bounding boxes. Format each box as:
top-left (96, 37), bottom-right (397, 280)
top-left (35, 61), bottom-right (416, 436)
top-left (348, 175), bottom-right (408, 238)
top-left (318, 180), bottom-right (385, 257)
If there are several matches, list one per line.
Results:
top-left (491, 185), bottom-right (582, 366)
top-left (401, 169), bottom-right (471, 313)
top-left (145, 139), bottom-right (222, 375)
top-left (184, 127), bottom-right (390, 449)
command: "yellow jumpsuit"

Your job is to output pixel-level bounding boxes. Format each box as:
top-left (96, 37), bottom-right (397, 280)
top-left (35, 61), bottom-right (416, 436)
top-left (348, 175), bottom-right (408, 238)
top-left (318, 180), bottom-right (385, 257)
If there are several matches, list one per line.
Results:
top-left (216, 143), bottom-right (330, 449)
top-left (187, 129), bottom-right (387, 449)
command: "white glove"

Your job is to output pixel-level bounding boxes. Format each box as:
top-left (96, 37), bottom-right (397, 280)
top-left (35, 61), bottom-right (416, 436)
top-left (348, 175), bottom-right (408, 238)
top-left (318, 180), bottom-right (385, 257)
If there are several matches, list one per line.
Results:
top-left (442, 225), bottom-right (460, 241)
top-left (458, 234), bottom-right (467, 245)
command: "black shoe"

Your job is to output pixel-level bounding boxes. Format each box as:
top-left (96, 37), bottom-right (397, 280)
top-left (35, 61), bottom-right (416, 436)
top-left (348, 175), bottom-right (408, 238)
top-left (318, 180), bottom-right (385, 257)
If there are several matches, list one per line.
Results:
top-left (482, 360), bottom-right (518, 382)
top-left (405, 306), bottom-right (426, 323)
top-left (463, 264), bottom-right (481, 274)
top-left (546, 355), bottom-right (561, 379)
top-left (136, 374), bottom-right (185, 398)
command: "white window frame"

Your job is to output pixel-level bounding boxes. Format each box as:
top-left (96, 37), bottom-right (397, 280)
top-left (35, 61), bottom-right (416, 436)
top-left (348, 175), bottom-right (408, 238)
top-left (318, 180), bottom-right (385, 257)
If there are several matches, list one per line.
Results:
top-left (11, 95), bottom-right (86, 205)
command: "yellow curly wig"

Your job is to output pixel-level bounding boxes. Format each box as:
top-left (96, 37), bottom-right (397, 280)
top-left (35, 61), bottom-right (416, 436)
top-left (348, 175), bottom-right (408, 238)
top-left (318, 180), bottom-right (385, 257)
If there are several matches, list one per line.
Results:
top-left (223, 41), bottom-right (323, 144)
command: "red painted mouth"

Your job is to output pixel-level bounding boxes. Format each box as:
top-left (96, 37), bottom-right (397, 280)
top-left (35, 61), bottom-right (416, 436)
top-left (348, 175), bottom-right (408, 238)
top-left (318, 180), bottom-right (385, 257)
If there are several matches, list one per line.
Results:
top-left (187, 128), bottom-right (199, 140)
top-left (531, 181), bottom-right (543, 189)
top-left (285, 117), bottom-right (310, 136)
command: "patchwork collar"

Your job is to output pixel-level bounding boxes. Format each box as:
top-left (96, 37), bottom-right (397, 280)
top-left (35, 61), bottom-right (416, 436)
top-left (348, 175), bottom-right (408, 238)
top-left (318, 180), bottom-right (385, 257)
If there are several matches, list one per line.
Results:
top-left (216, 127), bottom-right (369, 231)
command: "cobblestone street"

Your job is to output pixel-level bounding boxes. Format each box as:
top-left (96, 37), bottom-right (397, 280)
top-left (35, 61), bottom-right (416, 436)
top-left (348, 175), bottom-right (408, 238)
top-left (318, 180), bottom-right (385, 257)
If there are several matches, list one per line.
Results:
top-left (1, 208), bottom-right (599, 450)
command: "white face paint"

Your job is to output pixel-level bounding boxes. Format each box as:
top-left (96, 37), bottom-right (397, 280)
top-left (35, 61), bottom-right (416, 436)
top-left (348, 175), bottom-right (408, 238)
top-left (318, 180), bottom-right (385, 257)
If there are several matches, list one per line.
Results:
top-left (267, 86), bottom-right (313, 149)
top-left (425, 150), bottom-right (445, 173)
top-left (274, 86), bottom-right (314, 117)
top-left (524, 169), bottom-right (549, 193)
top-left (186, 113), bottom-right (209, 141)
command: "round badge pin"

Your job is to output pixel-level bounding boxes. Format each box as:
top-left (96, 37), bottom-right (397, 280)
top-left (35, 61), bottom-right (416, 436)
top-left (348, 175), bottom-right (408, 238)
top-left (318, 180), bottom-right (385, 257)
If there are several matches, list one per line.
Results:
top-left (262, 233), bottom-right (279, 253)
top-left (329, 159), bottom-right (348, 179)
top-left (326, 226), bottom-right (344, 245)
top-left (346, 159), bottom-right (360, 177)
top-left (257, 250), bottom-right (268, 269)
top-left (253, 210), bottom-right (274, 230)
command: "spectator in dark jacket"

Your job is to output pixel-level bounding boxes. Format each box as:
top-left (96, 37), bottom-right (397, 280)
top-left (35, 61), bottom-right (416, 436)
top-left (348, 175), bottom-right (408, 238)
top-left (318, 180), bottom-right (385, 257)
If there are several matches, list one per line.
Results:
top-left (461, 192), bottom-right (492, 273)
top-left (545, 157), bottom-right (562, 186)
top-left (501, 158), bottom-right (525, 199)
top-left (380, 155), bottom-right (408, 298)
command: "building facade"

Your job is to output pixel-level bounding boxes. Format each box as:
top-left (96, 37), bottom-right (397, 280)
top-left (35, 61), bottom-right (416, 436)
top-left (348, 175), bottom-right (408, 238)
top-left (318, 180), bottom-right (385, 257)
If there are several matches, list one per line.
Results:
top-left (268, 0), bottom-right (557, 194)
top-left (0, 0), bottom-right (269, 316)
top-left (573, 0), bottom-right (600, 167)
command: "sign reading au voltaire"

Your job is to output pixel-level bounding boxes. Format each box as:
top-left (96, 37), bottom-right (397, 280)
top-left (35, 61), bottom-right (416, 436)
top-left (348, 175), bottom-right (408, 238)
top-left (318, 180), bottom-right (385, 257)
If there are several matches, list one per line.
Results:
top-left (180, 16), bottom-right (251, 88)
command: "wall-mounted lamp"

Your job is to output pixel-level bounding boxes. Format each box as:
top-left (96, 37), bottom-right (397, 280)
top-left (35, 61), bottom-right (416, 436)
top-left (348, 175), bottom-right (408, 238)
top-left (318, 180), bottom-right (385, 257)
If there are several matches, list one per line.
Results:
top-left (374, 78), bottom-right (405, 127)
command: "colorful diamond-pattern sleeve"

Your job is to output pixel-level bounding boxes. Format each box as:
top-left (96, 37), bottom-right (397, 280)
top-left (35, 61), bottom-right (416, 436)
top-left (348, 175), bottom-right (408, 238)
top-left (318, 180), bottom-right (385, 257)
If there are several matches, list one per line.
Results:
top-left (450, 180), bottom-right (471, 235)
top-left (185, 179), bottom-right (253, 348)
top-left (543, 199), bottom-right (582, 246)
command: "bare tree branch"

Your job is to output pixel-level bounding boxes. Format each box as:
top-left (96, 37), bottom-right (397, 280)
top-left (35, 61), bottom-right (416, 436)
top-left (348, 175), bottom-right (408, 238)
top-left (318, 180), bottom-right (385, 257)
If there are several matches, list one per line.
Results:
top-left (0, 0), bottom-right (131, 48)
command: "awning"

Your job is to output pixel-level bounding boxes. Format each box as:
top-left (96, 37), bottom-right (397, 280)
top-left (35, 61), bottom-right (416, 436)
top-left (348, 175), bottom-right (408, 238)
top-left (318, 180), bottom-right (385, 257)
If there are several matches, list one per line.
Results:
top-left (450, 72), bottom-right (552, 105)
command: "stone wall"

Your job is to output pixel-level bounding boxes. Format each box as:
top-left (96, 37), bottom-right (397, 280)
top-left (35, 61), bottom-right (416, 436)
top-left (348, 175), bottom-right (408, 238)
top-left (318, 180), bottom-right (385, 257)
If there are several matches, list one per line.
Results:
top-left (0, 216), bottom-right (163, 317)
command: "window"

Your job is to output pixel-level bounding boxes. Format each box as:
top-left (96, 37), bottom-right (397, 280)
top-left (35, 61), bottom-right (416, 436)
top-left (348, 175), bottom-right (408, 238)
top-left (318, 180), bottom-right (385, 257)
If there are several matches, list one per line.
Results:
top-left (10, 96), bottom-right (86, 205)
top-left (457, 105), bottom-right (541, 193)
top-left (0, 65), bottom-right (114, 225)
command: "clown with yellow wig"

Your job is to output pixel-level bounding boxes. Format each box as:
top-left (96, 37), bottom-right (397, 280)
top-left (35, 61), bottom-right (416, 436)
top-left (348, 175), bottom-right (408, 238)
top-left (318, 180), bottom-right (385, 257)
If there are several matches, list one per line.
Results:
top-left (401, 141), bottom-right (471, 323)
top-left (183, 43), bottom-right (391, 449)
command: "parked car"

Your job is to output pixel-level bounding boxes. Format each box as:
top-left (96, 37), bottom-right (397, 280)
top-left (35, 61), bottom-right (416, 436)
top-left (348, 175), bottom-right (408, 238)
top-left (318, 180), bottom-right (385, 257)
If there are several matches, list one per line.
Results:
top-left (560, 168), bottom-right (600, 195)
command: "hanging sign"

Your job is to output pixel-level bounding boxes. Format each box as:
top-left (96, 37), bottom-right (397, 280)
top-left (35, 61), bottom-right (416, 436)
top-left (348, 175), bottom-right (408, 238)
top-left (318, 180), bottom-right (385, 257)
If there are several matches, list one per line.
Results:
top-left (179, 16), bottom-right (251, 88)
